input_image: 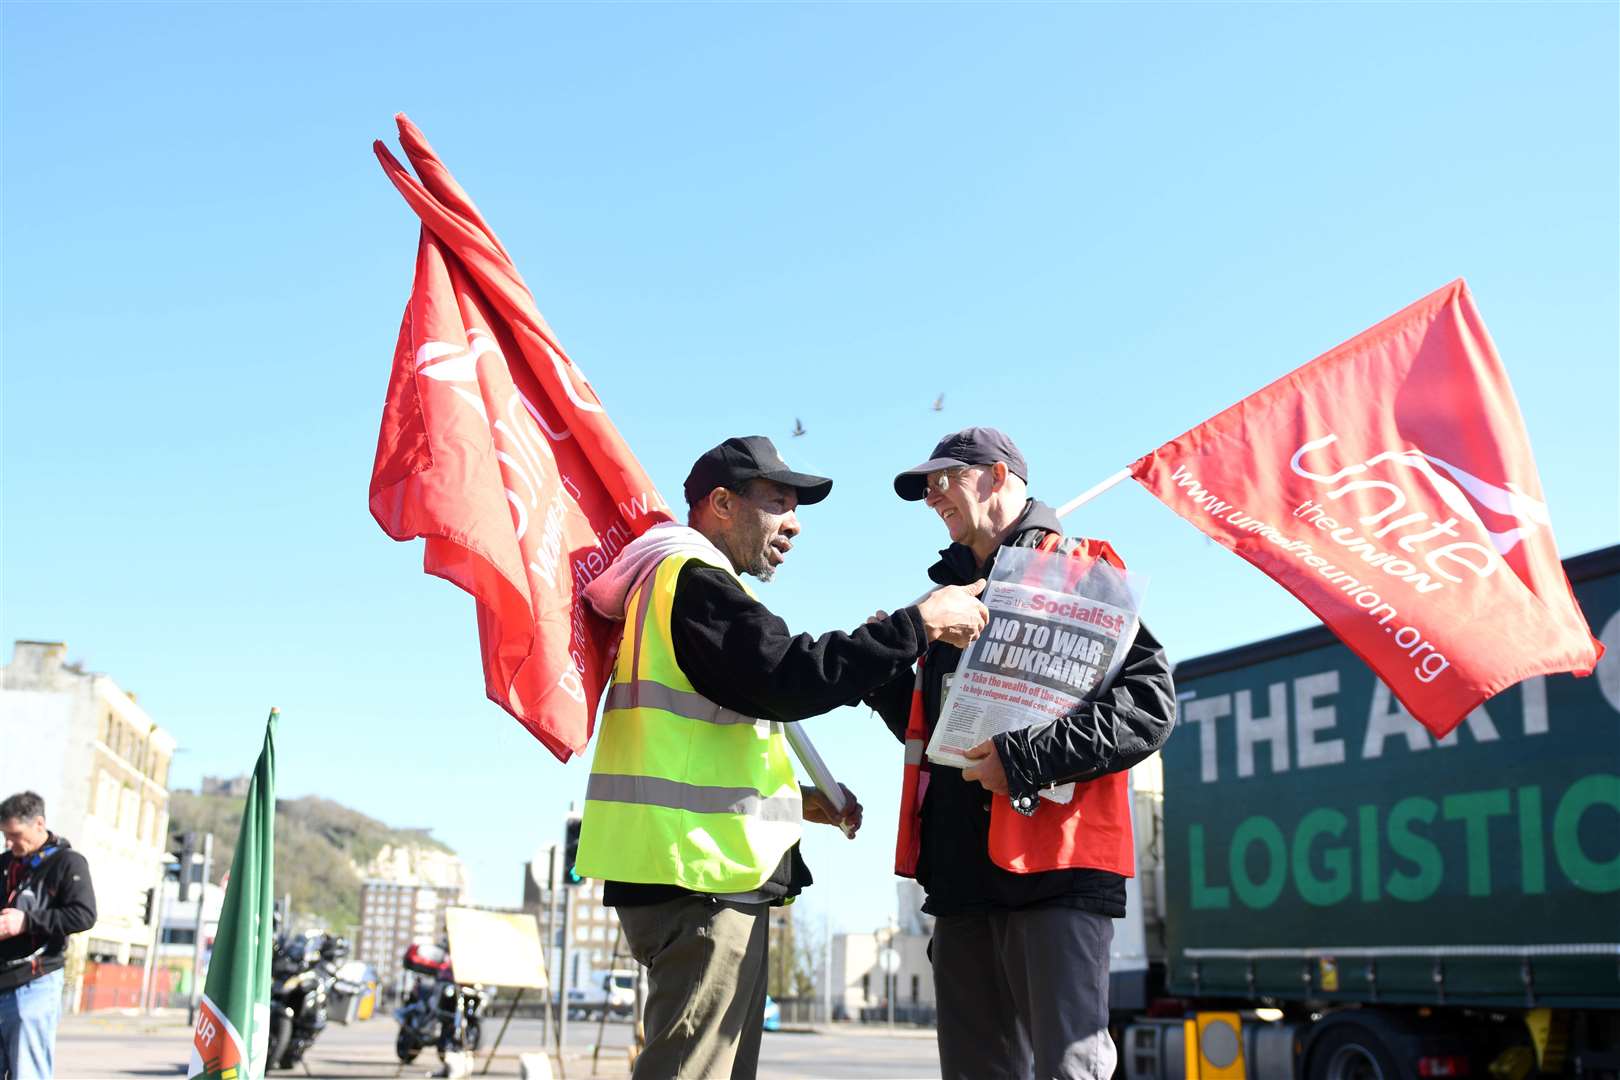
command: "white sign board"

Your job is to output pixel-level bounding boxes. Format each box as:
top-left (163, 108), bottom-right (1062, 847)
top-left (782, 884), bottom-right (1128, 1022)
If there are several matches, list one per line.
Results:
top-left (444, 907), bottom-right (549, 991)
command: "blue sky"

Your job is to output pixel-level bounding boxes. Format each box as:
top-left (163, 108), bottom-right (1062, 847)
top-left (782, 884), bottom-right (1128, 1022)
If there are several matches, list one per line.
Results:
top-left (4, 3), bottom-right (1615, 938)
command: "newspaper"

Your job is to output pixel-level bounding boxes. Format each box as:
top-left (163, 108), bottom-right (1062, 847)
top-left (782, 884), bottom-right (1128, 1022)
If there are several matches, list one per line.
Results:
top-left (926, 546), bottom-right (1146, 803)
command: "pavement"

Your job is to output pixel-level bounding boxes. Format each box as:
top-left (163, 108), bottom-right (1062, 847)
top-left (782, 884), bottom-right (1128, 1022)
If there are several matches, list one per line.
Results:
top-left (56, 1009), bottom-right (943, 1079)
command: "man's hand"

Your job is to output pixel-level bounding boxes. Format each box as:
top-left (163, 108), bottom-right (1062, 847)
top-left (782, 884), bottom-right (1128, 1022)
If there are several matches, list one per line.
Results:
top-left (961, 739), bottom-right (1008, 795)
top-left (802, 783), bottom-right (863, 838)
top-left (0, 908), bottom-right (26, 940)
top-left (916, 580), bottom-right (989, 648)
top-left (865, 610), bottom-right (889, 626)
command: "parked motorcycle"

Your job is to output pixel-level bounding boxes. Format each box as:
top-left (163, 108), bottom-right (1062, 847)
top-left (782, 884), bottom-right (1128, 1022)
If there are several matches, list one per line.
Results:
top-left (394, 942), bottom-right (494, 1065)
top-left (267, 932), bottom-right (359, 1071)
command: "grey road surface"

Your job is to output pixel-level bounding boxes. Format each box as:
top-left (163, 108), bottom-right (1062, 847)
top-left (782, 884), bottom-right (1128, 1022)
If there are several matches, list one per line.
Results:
top-left (56, 1011), bottom-right (943, 1080)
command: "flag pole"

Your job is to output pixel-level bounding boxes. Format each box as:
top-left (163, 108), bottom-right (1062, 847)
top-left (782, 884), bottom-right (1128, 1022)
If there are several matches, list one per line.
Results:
top-left (1054, 468), bottom-right (1132, 519)
top-left (784, 726), bottom-right (856, 838)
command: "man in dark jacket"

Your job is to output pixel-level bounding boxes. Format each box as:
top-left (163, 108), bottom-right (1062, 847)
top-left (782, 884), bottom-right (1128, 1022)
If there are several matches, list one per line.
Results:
top-left (0, 791), bottom-right (96, 1080)
top-left (865, 428), bottom-right (1176, 1080)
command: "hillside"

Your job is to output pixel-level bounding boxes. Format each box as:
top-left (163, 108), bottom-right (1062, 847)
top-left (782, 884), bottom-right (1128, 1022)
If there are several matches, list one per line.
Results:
top-left (167, 792), bottom-right (457, 936)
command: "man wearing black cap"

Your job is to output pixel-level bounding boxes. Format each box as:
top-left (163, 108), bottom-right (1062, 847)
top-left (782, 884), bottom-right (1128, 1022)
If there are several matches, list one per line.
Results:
top-left (577, 435), bottom-right (989, 1080)
top-left (865, 427), bottom-right (1176, 1080)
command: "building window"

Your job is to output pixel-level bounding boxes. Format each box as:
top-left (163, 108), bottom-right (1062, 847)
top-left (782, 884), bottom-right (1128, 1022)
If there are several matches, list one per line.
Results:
top-left (119, 785), bottom-right (137, 832)
top-left (911, 975), bottom-right (919, 1003)
top-left (861, 974), bottom-right (870, 1001)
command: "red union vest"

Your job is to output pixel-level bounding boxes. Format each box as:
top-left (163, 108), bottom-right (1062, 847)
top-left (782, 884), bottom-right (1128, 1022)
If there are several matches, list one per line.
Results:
top-left (894, 534), bottom-right (1137, 880)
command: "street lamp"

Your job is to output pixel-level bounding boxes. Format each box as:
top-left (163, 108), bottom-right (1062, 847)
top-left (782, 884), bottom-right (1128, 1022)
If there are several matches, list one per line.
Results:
top-left (877, 917), bottom-right (900, 1031)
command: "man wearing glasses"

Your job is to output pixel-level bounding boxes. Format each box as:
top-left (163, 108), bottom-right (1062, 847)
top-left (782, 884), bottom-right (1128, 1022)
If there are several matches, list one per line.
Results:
top-left (864, 427), bottom-right (1176, 1080)
top-left (576, 435), bottom-right (990, 1079)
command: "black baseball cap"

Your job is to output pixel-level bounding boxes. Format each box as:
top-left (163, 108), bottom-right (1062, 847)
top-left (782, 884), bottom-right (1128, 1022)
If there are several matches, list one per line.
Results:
top-left (893, 426), bottom-right (1028, 501)
top-left (684, 435), bottom-right (833, 508)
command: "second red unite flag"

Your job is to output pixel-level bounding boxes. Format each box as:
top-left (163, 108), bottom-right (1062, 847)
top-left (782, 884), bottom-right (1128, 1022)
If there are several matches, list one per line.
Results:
top-left (369, 115), bottom-right (673, 762)
top-left (1131, 279), bottom-right (1602, 738)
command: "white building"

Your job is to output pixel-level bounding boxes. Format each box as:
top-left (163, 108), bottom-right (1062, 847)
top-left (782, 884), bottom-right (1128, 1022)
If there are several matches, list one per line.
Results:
top-left (356, 879), bottom-right (464, 996)
top-left (830, 927), bottom-right (933, 1020)
top-left (830, 883), bottom-right (936, 1020)
top-left (0, 640), bottom-right (176, 1010)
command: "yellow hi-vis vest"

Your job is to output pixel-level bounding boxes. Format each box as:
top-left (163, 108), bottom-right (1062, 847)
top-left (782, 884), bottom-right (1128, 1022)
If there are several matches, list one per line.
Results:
top-left (575, 551), bottom-right (802, 893)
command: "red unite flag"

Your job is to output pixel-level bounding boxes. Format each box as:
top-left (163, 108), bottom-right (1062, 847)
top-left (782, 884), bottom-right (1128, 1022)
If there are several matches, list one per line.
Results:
top-left (1131, 279), bottom-right (1602, 737)
top-left (370, 115), bottom-right (673, 761)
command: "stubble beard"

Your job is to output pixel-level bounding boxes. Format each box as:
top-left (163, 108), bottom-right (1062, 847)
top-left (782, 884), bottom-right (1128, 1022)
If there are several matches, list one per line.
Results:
top-left (726, 513), bottom-right (776, 582)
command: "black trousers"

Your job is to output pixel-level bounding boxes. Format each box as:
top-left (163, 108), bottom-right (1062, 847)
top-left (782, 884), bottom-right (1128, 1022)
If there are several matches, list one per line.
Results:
top-left (931, 907), bottom-right (1117, 1080)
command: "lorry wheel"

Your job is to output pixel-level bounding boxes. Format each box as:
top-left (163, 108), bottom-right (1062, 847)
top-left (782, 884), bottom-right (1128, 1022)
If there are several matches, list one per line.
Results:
top-left (1307, 1022), bottom-right (1404, 1080)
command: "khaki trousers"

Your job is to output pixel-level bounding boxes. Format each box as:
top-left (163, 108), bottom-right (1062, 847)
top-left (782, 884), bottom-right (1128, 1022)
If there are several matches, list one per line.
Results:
top-left (616, 895), bottom-right (769, 1080)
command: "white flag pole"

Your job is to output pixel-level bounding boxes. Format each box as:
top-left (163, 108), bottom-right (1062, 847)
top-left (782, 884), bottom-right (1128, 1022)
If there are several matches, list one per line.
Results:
top-left (1054, 467), bottom-right (1132, 519)
top-left (785, 725), bottom-right (856, 838)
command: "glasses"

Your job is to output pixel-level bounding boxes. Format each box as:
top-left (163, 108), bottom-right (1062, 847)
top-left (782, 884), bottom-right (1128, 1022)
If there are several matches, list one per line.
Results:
top-left (926, 466), bottom-right (980, 494)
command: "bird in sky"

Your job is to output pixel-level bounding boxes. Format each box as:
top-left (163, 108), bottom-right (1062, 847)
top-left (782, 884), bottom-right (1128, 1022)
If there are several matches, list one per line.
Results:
top-left (791, 417), bottom-right (806, 437)
top-left (932, 393), bottom-right (945, 412)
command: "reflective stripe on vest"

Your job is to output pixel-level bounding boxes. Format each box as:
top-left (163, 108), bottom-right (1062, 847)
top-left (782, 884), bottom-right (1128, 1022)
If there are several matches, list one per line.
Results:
top-left (893, 533), bottom-right (1136, 880)
top-left (601, 681), bottom-right (772, 730)
top-left (578, 551), bottom-right (802, 893)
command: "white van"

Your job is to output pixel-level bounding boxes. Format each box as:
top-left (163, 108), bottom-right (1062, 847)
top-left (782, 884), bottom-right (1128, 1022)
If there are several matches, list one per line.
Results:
top-left (565, 969), bottom-right (637, 1021)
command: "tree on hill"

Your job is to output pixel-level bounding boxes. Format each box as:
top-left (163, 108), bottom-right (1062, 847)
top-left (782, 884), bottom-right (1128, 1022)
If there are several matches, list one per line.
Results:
top-left (168, 792), bottom-right (455, 937)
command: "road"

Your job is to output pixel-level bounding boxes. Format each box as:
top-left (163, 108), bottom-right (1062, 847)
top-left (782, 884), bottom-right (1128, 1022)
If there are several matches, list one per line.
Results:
top-left (57, 1010), bottom-right (943, 1079)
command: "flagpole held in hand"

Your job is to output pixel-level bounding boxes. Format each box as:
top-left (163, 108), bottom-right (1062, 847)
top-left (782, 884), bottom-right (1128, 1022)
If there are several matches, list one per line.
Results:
top-left (784, 725), bottom-right (856, 838)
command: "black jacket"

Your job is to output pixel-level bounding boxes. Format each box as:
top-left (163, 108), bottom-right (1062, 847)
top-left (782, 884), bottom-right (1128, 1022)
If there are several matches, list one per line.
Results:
top-left (864, 501), bottom-right (1177, 917)
top-left (1, 833), bottom-right (97, 986)
top-left (604, 563), bottom-right (928, 908)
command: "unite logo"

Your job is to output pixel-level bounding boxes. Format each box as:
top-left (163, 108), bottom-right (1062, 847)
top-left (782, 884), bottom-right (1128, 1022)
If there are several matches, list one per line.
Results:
top-left (414, 330), bottom-right (577, 556)
top-left (1288, 433), bottom-right (1551, 587)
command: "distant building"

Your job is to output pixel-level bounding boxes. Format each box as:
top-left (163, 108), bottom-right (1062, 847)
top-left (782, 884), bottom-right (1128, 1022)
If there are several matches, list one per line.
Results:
top-left (199, 774), bottom-right (251, 798)
top-left (356, 879), bottom-right (464, 995)
top-left (0, 640), bottom-right (176, 1011)
top-left (829, 885), bottom-right (938, 1020)
top-left (565, 878), bottom-right (626, 982)
top-left (830, 928), bottom-right (933, 1021)
top-left (520, 857), bottom-right (632, 987)
top-left (896, 880), bottom-right (934, 936)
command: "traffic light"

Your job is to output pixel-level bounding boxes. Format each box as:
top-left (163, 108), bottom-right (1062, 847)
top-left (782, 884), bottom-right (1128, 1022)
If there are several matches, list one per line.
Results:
top-left (174, 831), bottom-right (197, 902)
top-left (562, 814), bottom-right (584, 887)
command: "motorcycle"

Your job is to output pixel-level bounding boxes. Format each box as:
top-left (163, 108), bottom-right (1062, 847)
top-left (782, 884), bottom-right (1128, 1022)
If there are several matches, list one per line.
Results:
top-left (394, 942), bottom-right (494, 1065)
top-left (267, 932), bottom-right (358, 1071)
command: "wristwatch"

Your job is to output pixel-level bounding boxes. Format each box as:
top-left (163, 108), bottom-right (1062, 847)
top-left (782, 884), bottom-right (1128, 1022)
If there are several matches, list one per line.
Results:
top-left (1009, 793), bottom-right (1038, 817)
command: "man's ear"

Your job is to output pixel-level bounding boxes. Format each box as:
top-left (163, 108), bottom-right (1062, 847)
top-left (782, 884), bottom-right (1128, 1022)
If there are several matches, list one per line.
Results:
top-left (989, 461), bottom-right (1009, 490)
top-left (706, 487), bottom-right (736, 523)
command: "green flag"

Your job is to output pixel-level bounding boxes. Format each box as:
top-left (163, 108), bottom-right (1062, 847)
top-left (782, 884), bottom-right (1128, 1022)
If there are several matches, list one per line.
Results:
top-left (188, 709), bottom-right (277, 1080)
